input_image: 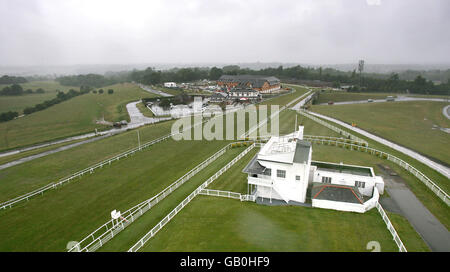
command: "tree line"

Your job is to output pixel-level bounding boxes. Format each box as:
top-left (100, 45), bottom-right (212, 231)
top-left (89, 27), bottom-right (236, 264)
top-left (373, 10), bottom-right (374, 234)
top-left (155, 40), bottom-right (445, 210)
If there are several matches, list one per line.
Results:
top-left (0, 84), bottom-right (45, 96)
top-left (23, 86), bottom-right (92, 115)
top-left (56, 74), bottom-right (120, 88)
top-left (0, 75), bottom-right (27, 84)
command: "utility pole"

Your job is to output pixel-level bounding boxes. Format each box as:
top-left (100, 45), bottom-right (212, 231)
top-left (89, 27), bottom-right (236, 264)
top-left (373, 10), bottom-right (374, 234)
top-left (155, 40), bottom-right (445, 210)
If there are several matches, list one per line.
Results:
top-left (358, 60), bottom-right (365, 89)
top-left (137, 130), bottom-right (141, 150)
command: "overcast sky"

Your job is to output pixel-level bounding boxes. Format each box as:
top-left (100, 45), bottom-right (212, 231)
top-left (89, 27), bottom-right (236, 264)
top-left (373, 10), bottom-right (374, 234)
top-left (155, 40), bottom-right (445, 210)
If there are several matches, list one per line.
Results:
top-left (1, 0), bottom-right (449, 66)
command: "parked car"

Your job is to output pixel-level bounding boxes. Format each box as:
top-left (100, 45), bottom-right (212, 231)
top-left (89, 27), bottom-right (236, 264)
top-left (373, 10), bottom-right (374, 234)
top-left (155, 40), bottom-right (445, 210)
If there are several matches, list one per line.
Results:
top-left (328, 101), bottom-right (334, 105)
top-left (368, 99), bottom-right (374, 102)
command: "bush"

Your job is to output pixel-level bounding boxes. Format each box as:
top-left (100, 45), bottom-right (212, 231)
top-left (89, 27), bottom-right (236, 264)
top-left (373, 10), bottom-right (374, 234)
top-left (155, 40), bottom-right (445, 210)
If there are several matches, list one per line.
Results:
top-left (0, 111), bottom-right (19, 122)
top-left (108, 89), bottom-right (114, 94)
top-left (98, 89), bottom-right (104, 94)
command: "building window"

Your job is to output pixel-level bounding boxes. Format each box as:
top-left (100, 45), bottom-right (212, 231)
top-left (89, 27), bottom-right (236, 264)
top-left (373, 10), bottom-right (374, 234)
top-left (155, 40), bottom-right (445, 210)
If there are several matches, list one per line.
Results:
top-left (355, 181), bottom-right (366, 188)
top-left (277, 169), bottom-right (286, 178)
top-left (321, 176), bottom-right (331, 183)
top-left (265, 168), bottom-right (271, 176)
top-left (296, 175), bottom-right (301, 181)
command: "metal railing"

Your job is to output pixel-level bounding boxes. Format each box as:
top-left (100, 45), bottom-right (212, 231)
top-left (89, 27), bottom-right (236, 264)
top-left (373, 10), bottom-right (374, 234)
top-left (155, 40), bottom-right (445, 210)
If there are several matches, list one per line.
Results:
top-left (376, 202), bottom-right (407, 252)
top-left (128, 143), bottom-right (256, 252)
top-left (68, 141), bottom-right (238, 252)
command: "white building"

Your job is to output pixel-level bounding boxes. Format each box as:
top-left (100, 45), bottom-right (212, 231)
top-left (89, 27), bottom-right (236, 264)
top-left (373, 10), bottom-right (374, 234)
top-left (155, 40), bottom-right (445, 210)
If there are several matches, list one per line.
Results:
top-left (244, 127), bottom-right (384, 213)
top-left (164, 82), bottom-right (177, 88)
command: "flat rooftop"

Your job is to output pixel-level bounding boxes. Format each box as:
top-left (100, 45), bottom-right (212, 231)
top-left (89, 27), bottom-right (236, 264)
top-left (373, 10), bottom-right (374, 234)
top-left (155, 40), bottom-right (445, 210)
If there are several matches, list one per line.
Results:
top-left (311, 161), bottom-right (373, 177)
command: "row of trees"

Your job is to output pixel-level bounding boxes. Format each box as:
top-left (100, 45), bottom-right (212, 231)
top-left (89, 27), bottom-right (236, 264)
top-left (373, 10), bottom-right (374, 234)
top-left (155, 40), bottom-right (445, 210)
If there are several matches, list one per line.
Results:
top-left (0, 111), bottom-right (19, 123)
top-left (0, 75), bottom-right (27, 84)
top-left (23, 87), bottom-right (91, 115)
top-left (56, 74), bottom-right (120, 88)
top-left (0, 84), bottom-right (45, 96)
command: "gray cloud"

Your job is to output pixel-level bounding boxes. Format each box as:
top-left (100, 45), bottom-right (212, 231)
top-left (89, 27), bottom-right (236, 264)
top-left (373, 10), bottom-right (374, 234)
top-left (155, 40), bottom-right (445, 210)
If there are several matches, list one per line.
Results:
top-left (0, 0), bottom-right (449, 66)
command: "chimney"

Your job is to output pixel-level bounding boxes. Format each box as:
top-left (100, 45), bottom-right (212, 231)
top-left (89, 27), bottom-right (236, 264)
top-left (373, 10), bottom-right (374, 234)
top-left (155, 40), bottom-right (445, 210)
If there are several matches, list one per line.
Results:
top-left (297, 126), bottom-right (304, 140)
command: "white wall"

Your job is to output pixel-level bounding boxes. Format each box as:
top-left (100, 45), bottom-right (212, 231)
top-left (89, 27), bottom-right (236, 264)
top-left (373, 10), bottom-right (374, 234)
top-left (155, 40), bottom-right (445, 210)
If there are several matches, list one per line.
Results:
top-left (312, 169), bottom-right (383, 196)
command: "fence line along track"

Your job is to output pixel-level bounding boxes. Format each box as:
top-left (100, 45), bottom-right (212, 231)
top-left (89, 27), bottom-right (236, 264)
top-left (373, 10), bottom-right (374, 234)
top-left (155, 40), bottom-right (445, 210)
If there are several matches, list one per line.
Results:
top-left (298, 110), bottom-right (368, 145)
top-left (0, 118), bottom-right (207, 210)
top-left (128, 143), bottom-right (257, 252)
top-left (68, 141), bottom-right (254, 252)
top-left (309, 138), bottom-right (449, 206)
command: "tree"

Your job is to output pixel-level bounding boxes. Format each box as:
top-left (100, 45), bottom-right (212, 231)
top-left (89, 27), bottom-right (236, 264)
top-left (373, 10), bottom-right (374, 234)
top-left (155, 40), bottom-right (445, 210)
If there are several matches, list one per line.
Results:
top-left (35, 88), bottom-right (45, 93)
top-left (98, 89), bottom-right (104, 94)
top-left (108, 89), bottom-right (114, 94)
top-left (209, 67), bottom-right (223, 80)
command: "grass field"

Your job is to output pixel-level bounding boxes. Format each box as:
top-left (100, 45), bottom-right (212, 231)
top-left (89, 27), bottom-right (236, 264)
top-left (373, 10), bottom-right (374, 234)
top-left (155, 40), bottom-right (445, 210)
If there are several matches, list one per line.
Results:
top-left (136, 101), bottom-right (154, 117)
top-left (0, 120), bottom-right (176, 202)
top-left (99, 145), bottom-right (248, 252)
top-left (314, 92), bottom-right (398, 104)
top-left (139, 196), bottom-right (399, 252)
top-left (0, 83), bottom-right (435, 252)
top-left (0, 81), bottom-right (79, 114)
top-left (0, 82), bottom-right (157, 151)
top-left (0, 138), bottom-right (233, 251)
top-left (311, 101), bottom-right (450, 166)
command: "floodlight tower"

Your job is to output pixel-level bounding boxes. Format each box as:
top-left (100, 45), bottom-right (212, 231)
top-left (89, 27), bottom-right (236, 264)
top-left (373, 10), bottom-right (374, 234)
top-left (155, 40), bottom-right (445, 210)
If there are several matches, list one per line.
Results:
top-left (358, 60), bottom-right (365, 88)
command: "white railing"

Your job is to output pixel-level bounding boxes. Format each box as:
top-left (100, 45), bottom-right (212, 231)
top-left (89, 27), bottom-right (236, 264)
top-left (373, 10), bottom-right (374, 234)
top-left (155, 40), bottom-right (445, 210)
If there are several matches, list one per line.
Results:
top-left (247, 176), bottom-right (273, 187)
top-left (67, 141), bottom-right (241, 252)
top-left (309, 139), bottom-right (449, 206)
top-left (241, 91), bottom-right (312, 139)
top-left (0, 118), bottom-right (207, 210)
top-left (128, 143), bottom-right (256, 252)
top-left (199, 189), bottom-right (256, 202)
top-left (375, 202), bottom-right (407, 252)
top-left (298, 110), bottom-right (368, 145)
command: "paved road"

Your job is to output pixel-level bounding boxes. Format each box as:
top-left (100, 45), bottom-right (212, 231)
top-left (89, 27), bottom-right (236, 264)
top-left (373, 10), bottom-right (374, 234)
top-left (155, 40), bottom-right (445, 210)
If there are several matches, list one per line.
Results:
top-left (136, 83), bottom-right (173, 97)
top-left (318, 95), bottom-right (449, 106)
top-left (443, 105), bottom-right (450, 120)
top-left (306, 110), bottom-right (450, 180)
top-left (379, 167), bottom-right (450, 252)
top-left (0, 101), bottom-right (172, 171)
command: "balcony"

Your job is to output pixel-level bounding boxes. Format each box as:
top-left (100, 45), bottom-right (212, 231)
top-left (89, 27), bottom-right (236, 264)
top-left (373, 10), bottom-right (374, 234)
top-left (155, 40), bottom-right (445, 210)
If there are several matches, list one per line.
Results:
top-left (248, 176), bottom-right (273, 187)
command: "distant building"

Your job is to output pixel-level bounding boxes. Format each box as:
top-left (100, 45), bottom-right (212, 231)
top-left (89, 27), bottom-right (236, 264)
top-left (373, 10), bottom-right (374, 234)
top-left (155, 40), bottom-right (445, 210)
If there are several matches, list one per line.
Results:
top-left (217, 75), bottom-right (281, 94)
top-left (210, 92), bottom-right (228, 103)
top-left (243, 127), bottom-right (384, 213)
top-left (164, 82), bottom-right (177, 88)
top-left (228, 87), bottom-right (261, 102)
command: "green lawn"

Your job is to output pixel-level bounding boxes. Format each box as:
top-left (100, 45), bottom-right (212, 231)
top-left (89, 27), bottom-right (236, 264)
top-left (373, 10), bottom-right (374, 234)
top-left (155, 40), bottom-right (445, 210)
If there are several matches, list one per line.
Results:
top-left (0, 120), bottom-right (175, 202)
top-left (0, 81), bottom-right (79, 114)
top-left (136, 101), bottom-right (154, 117)
top-left (315, 91), bottom-right (399, 104)
top-left (139, 196), bottom-right (399, 252)
top-left (99, 145), bottom-right (247, 252)
top-left (0, 138), bottom-right (232, 251)
top-left (311, 101), bottom-right (450, 166)
top-left (0, 82), bottom-right (157, 151)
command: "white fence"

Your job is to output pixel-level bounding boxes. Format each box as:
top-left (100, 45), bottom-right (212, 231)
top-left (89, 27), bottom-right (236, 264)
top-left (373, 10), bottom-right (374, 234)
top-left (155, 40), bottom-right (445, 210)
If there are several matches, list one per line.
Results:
top-left (128, 143), bottom-right (256, 252)
top-left (199, 188), bottom-right (256, 202)
top-left (241, 91), bottom-right (313, 139)
top-left (67, 141), bottom-right (245, 252)
top-left (309, 139), bottom-right (449, 206)
top-left (375, 202), bottom-right (407, 252)
top-left (0, 119), bottom-right (206, 211)
top-left (298, 110), bottom-right (368, 145)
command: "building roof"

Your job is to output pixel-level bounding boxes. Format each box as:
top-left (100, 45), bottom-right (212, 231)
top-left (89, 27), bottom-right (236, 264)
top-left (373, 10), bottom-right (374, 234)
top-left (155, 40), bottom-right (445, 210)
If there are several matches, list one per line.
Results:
top-left (243, 154), bottom-right (271, 175)
top-left (258, 136), bottom-right (311, 165)
top-left (218, 75), bottom-right (280, 88)
top-left (293, 141), bottom-right (311, 164)
top-left (312, 183), bottom-right (364, 204)
top-left (311, 161), bottom-right (373, 177)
